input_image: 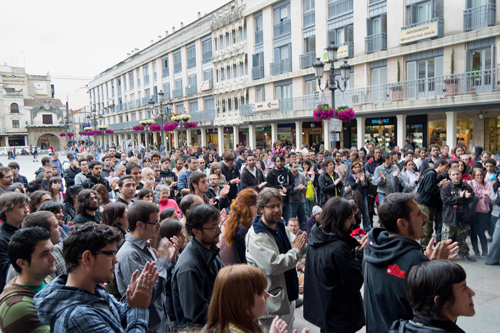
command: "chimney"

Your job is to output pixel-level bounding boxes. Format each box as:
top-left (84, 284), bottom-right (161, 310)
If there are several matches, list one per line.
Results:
top-left (165, 30), bottom-right (169, 35)
top-left (135, 48), bottom-right (139, 51)
top-left (158, 35), bottom-right (162, 39)
top-left (198, 12), bottom-right (201, 18)
top-left (180, 22), bottom-right (184, 28)
top-left (172, 26), bottom-right (175, 32)
top-left (150, 40), bottom-right (154, 43)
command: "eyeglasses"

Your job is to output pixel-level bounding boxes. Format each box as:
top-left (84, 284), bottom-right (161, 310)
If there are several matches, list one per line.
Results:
top-left (200, 223), bottom-right (222, 232)
top-left (94, 250), bottom-right (117, 257)
top-left (142, 219), bottom-right (160, 226)
top-left (263, 204), bottom-right (281, 210)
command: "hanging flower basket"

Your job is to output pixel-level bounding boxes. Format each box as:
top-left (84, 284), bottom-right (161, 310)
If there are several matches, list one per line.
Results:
top-left (60, 133), bottom-right (66, 137)
top-left (184, 121), bottom-right (198, 129)
top-left (84, 127), bottom-right (93, 131)
top-left (98, 125), bottom-right (109, 130)
top-left (133, 125), bottom-right (145, 131)
top-left (140, 120), bottom-right (156, 125)
top-left (171, 114), bottom-right (191, 122)
top-left (313, 105), bottom-right (356, 123)
top-left (149, 124), bottom-right (161, 132)
top-left (104, 129), bottom-right (114, 134)
top-left (67, 133), bottom-right (74, 137)
top-left (79, 131), bottom-right (88, 135)
top-left (164, 121), bottom-right (179, 132)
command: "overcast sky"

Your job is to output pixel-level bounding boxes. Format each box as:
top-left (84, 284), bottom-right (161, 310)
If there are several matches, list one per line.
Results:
top-left (1, 0), bottom-right (229, 102)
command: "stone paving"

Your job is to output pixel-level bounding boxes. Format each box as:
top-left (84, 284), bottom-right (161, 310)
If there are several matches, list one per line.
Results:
top-left (2, 153), bottom-right (499, 332)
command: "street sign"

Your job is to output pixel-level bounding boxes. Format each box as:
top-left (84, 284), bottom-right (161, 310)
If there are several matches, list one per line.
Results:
top-left (328, 118), bottom-right (342, 132)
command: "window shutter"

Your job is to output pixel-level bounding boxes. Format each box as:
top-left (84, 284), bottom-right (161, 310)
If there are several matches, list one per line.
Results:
top-left (348, 25), bottom-right (354, 43)
top-left (274, 9), bottom-right (280, 24)
top-left (381, 14), bottom-right (387, 33)
top-left (328, 30), bottom-right (336, 45)
top-left (274, 47), bottom-right (281, 61)
top-left (380, 67), bottom-right (387, 85)
top-left (434, 0), bottom-right (444, 18)
top-left (371, 68), bottom-right (380, 86)
top-left (288, 44), bottom-right (292, 60)
top-left (465, 50), bottom-right (472, 71)
top-left (252, 54), bottom-right (259, 67)
top-left (409, 4), bottom-right (418, 24)
top-left (407, 61), bottom-right (417, 99)
top-left (435, 56), bottom-right (443, 77)
top-left (366, 18), bottom-right (373, 37)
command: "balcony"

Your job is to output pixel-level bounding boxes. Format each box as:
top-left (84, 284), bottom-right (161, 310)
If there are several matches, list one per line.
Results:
top-left (186, 84), bottom-right (197, 95)
top-left (142, 97), bottom-right (149, 105)
top-left (136, 99), bottom-right (141, 107)
top-left (255, 30), bottom-right (263, 44)
top-left (240, 68), bottom-right (500, 117)
top-left (108, 120), bottom-right (139, 130)
top-left (300, 52), bottom-right (316, 69)
top-left (162, 90), bottom-right (171, 100)
top-left (187, 57), bottom-right (196, 69)
top-left (163, 67), bottom-right (169, 77)
top-left (202, 50), bottom-right (212, 63)
top-left (335, 41), bottom-right (354, 59)
top-left (464, 4), bottom-right (496, 31)
top-left (174, 62), bottom-right (182, 74)
top-left (401, 17), bottom-right (444, 44)
top-left (128, 101), bottom-right (134, 109)
top-left (365, 33), bottom-right (387, 54)
top-left (270, 59), bottom-right (292, 76)
top-left (329, 0), bottom-right (353, 19)
top-left (172, 87), bottom-right (183, 98)
top-left (304, 10), bottom-right (315, 28)
top-left (116, 104), bottom-right (122, 111)
top-left (273, 19), bottom-right (291, 38)
top-left (252, 66), bottom-right (265, 80)
top-left (190, 110), bottom-right (216, 122)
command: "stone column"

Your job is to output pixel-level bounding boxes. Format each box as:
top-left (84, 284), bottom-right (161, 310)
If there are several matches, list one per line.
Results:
top-left (271, 123), bottom-right (278, 144)
top-left (323, 119), bottom-right (331, 151)
top-left (446, 111), bottom-right (458, 148)
top-left (396, 114), bottom-right (407, 148)
top-left (248, 125), bottom-right (256, 150)
top-left (186, 129), bottom-right (192, 147)
top-left (295, 121), bottom-right (303, 148)
top-left (173, 130), bottom-right (179, 148)
top-left (233, 125), bottom-right (240, 150)
top-left (200, 129), bottom-right (207, 147)
top-left (357, 117), bottom-right (365, 149)
top-left (218, 126), bottom-right (224, 152)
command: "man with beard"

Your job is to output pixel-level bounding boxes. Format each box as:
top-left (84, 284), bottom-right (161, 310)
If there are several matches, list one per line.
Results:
top-left (241, 154), bottom-right (267, 191)
top-left (81, 161), bottom-right (112, 192)
top-left (362, 193), bottom-right (458, 333)
top-left (266, 154), bottom-right (294, 222)
top-left (245, 188), bottom-right (307, 332)
top-left (115, 200), bottom-right (177, 333)
top-left (420, 144), bottom-right (441, 173)
top-left (116, 175), bottom-right (137, 207)
top-left (72, 189), bottom-right (102, 224)
top-left (171, 204), bottom-right (224, 326)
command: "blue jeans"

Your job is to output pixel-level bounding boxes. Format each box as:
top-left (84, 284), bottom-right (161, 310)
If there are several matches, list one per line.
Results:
top-left (378, 193), bottom-right (386, 204)
top-left (291, 202), bottom-right (307, 230)
top-left (362, 195), bottom-right (372, 232)
top-left (486, 215), bottom-right (500, 264)
top-left (304, 198), bottom-right (314, 220)
top-left (471, 212), bottom-right (489, 256)
top-left (434, 206), bottom-right (443, 244)
top-left (282, 202), bottom-right (292, 225)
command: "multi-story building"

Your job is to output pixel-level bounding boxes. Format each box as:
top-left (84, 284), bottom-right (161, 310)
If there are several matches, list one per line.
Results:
top-left (0, 65), bottom-right (66, 149)
top-left (88, 0), bottom-right (500, 153)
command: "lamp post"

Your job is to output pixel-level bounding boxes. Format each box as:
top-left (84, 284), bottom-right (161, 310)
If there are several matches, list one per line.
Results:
top-left (86, 108), bottom-right (103, 155)
top-left (148, 98), bottom-right (155, 151)
top-left (312, 42), bottom-right (351, 150)
top-left (153, 92), bottom-right (173, 155)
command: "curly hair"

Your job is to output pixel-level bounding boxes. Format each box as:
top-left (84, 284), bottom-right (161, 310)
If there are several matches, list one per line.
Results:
top-left (224, 189), bottom-right (258, 246)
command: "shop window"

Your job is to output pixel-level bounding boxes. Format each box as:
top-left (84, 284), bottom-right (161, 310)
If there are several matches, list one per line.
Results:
top-left (42, 114), bottom-right (53, 124)
top-left (428, 119), bottom-right (474, 150)
top-left (484, 118), bottom-right (500, 153)
top-left (365, 121), bottom-right (395, 152)
top-left (10, 103), bottom-right (19, 113)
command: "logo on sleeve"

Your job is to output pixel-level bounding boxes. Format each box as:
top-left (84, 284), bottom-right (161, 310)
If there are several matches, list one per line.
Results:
top-left (387, 264), bottom-right (406, 279)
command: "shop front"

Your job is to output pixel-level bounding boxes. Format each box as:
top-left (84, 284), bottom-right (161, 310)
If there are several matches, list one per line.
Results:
top-left (342, 119), bottom-right (357, 149)
top-left (223, 127), bottom-right (234, 152)
top-left (246, 126), bottom-right (271, 150)
top-left (365, 117), bottom-right (397, 152)
top-left (428, 119), bottom-right (473, 150)
top-left (301, 122), bottom-right (323, 147)
top-left (406, 115), bottom-right (427, 149)
top-left (484, 117), bottom-right (500, 154)
top-left (278, 124), bottom-right (293, 146)
top-left (206, 129), bottom-right (219, 149)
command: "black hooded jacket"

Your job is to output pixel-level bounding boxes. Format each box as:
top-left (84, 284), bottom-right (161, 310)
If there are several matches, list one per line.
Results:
top-left (473, 145), bottom-right (484, 170)
top-left (416, 168), bottom-right (438, 207)
top-left (390, 315), bottom-right (466, 333)
top-left (304, 224), bottom-right (365, 332)
top-left (362, 228), bottom-right (429, 333)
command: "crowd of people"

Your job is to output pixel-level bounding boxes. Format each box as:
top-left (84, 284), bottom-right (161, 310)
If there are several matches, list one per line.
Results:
top-left (0, 138), bottom-right (494, 332)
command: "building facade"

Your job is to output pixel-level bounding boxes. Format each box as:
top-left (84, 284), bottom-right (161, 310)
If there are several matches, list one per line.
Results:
top-left (88, 0), bottom-right (500, 153)
top-left (0, 66), bottom-right (66, 149)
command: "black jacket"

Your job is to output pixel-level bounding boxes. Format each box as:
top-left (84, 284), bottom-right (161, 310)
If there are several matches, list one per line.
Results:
top-left (73, 211), bottom-right (102, 224)
top-left (390, 315), bottom-right (466, 333)
top-left (64, 166), bottom-right (81, 188)
top-left (220, 162), bottom-right (240, 202)
top-left (419, 157), bottom-right (439, 173)
top-left (416, 168), bottom-right (438, 207)
top-left (81, 174), bottom-right (112, 192)
top-left (363, 228), bottom-right (429, 333)
top-left (304, 224), bottom-right (365, 332)
top-left (171, 237), bottom-right (224, 325)
top-left (13, 175), bottom-right (28, 187)
top-left (240, 166), bottom-right (266, 191)
top-left (441, 181), bottom-right (475, 227)
top-left (0, 223), bottom-right (18, 292)
top-left (318, 171), bottom-right (343, 206)
top-left (62, 202), bottom-right (75, 224)
top-left (101, 166), bottom-right (114, 179)
top-left (159, 169), bottom-right (178, 183)
top-left (266, 167), bottom-right (294, 203)
top-left (206, 186), bottom-right (231, 210)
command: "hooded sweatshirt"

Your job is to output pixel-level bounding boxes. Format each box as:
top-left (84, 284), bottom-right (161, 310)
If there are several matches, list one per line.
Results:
top-left (416, 168), bottom-right (438, 207)
top-left (470, 179), bottom-right (491, 214)
top-left (362, 228), bottom-right (429, 333)
top-left (33, 275), bottom-right (149, 333)
top-left (473, 145), bottom-right (484, 169)
top-left (0, 277), bottom-right (52, 333)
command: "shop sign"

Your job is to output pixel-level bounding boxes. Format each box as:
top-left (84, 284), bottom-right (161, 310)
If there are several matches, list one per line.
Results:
top-left (34, 82), bottom-right (48, 95)
top-left (6, 128), bottom-right (27, 133)
top-left (400, 21), bottom-right (438, 44)
top-left (370, 118), bottom-right (391, 125)
top-left (252, 100), bottom-right (279, 112)
top-left (1, 73), bottom-right (26, 85)
top-left (277, 127), bottom-right (290, 134)
top-left (328, 118), bottom-right (342, 132)
top-left (200, 80), bottom-right (211, 92)
top-left (337, 45), bottom-right (349, 59)
top-left (245, 126), bottom-right (271, 133)
top-left (206, 128), bottom-right (218, 134)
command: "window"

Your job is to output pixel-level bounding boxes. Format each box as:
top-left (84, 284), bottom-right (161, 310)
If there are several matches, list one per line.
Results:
top-left (275, 82), bottom-right (292, 100)
top-left (137, 68), bottom-right (141, 87)
top-left (226, 33), bottom-right (229, 47)
top-left (42, 114), bottom-right (53, 124)
top-left (274, 5), bottom-right (289, 23)
top-left (203, 69), bottom-right (213, 81)
top-left (304, 0), bottom-right (315, 12)
top-left (221, 68), bottom-right (225, 81)
top-left (255, 15), bottom-right (263, 32)
top-left (129, 71), bottom-right (134, 89)
top-left (274, 44), bottom-right (291, 61)
top-left (305, 36), bottom-right (316, 53)
top-left (305, 77), bottom-right (317, 95)
top-left (10, 103), bottom-right (19, 113)
top-left (239, 63), bottom-right (244, 77)
top-left (174, 50), bottom-right (182, 73)
top-left (153, 62), bottom-right (157, 81)
top-left (12, 120), bottom-right (19, 128)
top-left (144, 64), bottom-right (150, 84)
top-left (187, 44), bottom-right (196, 69)
top-left (190, 99), bottom-right (198, 113)
top-left (219, 35), bottom-right (224, 49)
top-left (175, 79), bottom-right (182, 90)
top-left (257, 85), bottom-right (265, 102)
top-left (202, 37), bottom-right (212, 64)
top-left (238, 27), bottom-right (243, 42)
